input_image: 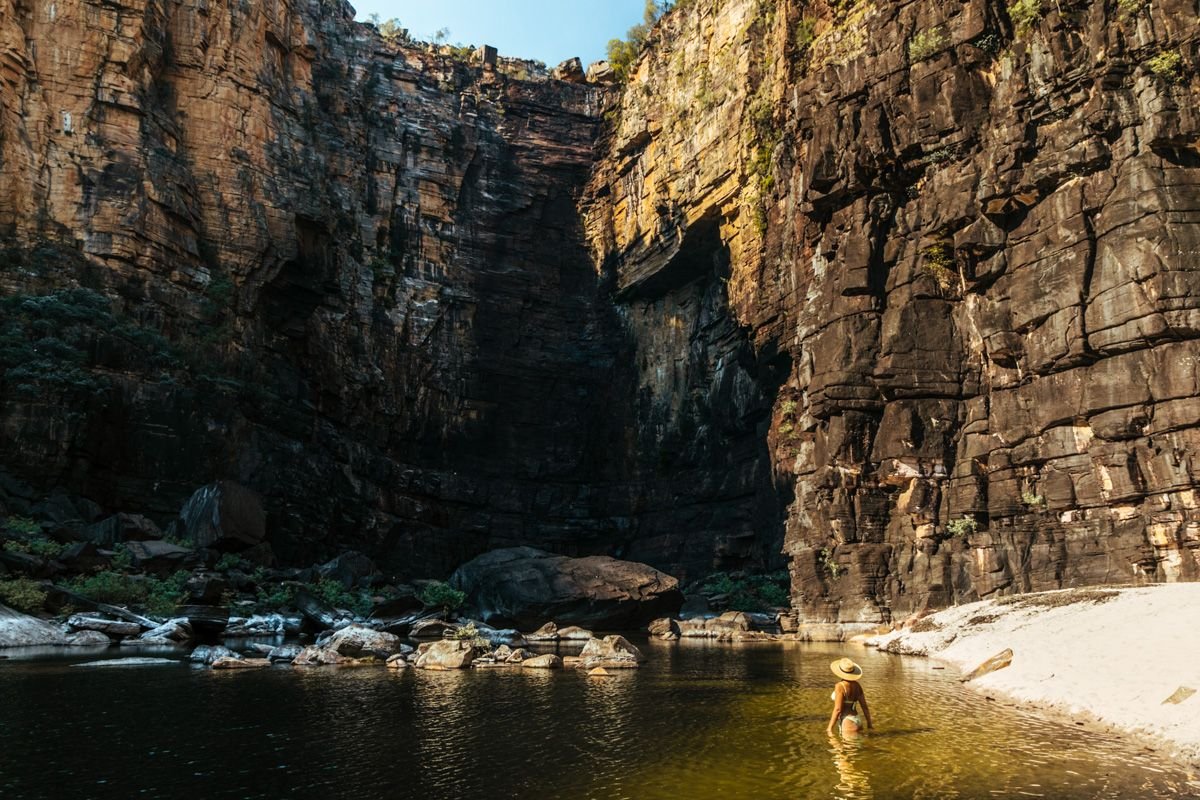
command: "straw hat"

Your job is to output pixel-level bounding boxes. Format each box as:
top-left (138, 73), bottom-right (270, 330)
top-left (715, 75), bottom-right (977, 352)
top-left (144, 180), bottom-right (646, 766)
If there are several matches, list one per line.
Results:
top-left (830, 657), bottom-right (863, 681)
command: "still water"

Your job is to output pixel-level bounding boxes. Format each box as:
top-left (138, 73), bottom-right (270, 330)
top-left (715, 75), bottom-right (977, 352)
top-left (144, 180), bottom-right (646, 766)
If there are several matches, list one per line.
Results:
top-left (1, 639), bottom-right (1196, 799)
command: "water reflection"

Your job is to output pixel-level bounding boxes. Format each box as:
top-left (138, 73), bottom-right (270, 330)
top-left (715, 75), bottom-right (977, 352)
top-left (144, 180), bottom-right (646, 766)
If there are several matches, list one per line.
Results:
top-left (0, 640), bottom-right (1195, 799)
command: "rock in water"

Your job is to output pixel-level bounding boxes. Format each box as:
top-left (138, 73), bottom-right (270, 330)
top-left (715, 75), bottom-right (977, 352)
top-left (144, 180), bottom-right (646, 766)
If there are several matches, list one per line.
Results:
top-left (962, 648), bottom-right (1014, 682)
top-left (189, 645), bottom-right (240, 665)
top-left (66, 614), bottom-right (142, 638)
top-left (521, 653), bottom-right (562, 669)
top-left (450, 547), bottom-right (683, 630)
top-left (0, 606), bottom-right (67, 652)
top-left (415, 640), bottom-right (476, 670)
top-left (579, 635), bottom-right (646, 669)
top-left (212, 657), bottom-right (270, 669)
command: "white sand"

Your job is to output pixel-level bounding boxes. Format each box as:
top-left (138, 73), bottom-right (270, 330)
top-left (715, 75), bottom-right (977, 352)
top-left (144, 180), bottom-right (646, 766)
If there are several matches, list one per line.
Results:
top-left (865, 584), bottom-right (1200, 766)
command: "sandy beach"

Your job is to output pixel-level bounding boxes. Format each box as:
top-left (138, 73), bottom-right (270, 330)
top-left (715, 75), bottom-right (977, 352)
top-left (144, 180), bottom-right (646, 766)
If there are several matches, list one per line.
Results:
top-left (864, 584), bottom-right (1200, 768)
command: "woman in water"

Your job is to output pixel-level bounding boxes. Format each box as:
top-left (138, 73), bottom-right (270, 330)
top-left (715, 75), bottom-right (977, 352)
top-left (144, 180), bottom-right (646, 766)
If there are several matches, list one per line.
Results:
top-left (826, 657), bottom-right (872, 737)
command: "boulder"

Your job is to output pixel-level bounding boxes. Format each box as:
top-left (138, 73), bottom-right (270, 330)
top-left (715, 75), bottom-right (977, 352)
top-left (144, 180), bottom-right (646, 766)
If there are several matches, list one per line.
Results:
top-left (178, 481), bottom-right (265, 551)
top-left (586, 60), bottom-right (618, 84)
top-left (324, 625), bottom-right (402, 659)
top-left (225, 614), bottom-right (299, 636)
top-left (557, 625), bottom-right (594, 640)
top-left (588, 667), bottom-right (611, 677)
top-left (579, 635), bottom-right (645, 669)
top-left (521, 653), bottom-right (562, 669)
top-left (189, 644), bottom-right (239, 665)
top-left (526, 621), bottom-right (560, 642)
top-left (139, 619), bottom-right (193, 642)
top-left (678, 611), bottom-right (754, 639)
top-left (493, 644), bottom-right (514, 661)
top-left (72, 657), bottom-right (178, 668)
top-left (177, 605), bottom-right (229, 638)
top-left (81, 513), bottom-right (161, 547)
top-left (506, 648), bottom-right (531, 664)
top-left (415, 639), bottom-right (476, 670)
top-left (182, 574), bottom-right (228, 605)
top-left (56, 542), bottom-right (107, 571)
top-left (316, 551), bottom-right (377, 589)
top-left (123, 540), bottom-right (195, 575)
top-left (65, 630), bottom-right (111, 646)
top-left (648, 617), bottom-right (680, 638)
top-left (267, 644), bottom-right (303, 663)
top-left (386, 653), bottom-right (409, 670)
top-left (450, 547), bottom-right (683, 630)
top-left (410, 617), bottom-right (456, 639)
top-left (368, 586), bottom-right (424, 618)
top-left (66, 614), bottom-right (142, 638)
top-left (212, 657), bottom-right (269, 669)
top-left (553, 57), bottom-right (585, 83)
top-left (295, 589), bottom-right (338, 631)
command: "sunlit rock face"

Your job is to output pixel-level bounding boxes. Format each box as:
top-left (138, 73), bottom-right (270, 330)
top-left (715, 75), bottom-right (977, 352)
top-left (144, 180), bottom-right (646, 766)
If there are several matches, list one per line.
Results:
top-left (582, 0), bottom-right (1200, 622)
top-left (2, 0), bottom-right (1198, 614)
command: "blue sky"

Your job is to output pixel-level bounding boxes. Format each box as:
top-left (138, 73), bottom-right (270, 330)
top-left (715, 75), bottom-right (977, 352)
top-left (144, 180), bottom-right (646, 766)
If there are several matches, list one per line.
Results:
top-left (350, 0), bottom-right (649, 67)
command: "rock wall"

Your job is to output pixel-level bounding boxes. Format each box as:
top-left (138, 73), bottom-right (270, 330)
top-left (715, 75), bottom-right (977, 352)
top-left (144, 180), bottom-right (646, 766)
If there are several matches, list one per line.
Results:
top-left (583, 0), bottom-right (1200, 624)
top-left (0, 0), bottom-right (783, 579)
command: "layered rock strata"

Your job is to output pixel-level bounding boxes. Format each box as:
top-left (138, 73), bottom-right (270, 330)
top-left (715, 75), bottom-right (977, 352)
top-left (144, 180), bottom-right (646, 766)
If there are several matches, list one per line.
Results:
top-left (583, 0), bottom-right (1200, 624)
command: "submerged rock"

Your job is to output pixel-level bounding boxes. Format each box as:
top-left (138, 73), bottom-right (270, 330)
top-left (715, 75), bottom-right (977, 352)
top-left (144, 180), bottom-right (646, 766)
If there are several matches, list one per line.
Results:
top-left (73, 657), bottom-right (178, 668)
top-left (521, 653), bottom-right (562, 669)
top-left (450, 547), bottom-right (683, 631)
top-left (212, 656), bottom-right (270, 669)
top-left (65, 630), bottom-right (111, 646)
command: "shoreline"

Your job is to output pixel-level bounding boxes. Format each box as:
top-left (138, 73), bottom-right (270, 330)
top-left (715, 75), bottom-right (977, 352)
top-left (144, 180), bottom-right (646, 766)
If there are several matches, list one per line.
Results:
top-left (859, 584), bottom-right (1200, 769)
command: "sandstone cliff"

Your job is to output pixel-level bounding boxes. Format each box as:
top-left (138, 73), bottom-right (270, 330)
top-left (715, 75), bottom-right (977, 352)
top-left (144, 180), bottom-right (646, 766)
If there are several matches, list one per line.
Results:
top-left (583, 0), bottom-right (1200, 624)
top-left (2, 0), bottom-right (1199, 625)
top-left (0, 0), bottom-right (782, 579)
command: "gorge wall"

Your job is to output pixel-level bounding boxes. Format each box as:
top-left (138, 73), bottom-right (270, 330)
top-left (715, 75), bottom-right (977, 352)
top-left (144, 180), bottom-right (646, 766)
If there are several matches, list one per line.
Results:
top-left (583, 0), bottom-right (1200, 625)
top-left (1, 0), bottom-right (1199, 625)
top-left (0, 0), bottom-right (784, 580)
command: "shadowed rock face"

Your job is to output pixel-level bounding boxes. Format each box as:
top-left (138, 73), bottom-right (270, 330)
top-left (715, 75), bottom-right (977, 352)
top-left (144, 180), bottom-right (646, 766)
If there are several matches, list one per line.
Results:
top-left (0, 0), bottom-right (781, 580)
top-left (1, 0), bottom-right (1198, 620)
top-left (582, 0), bottom-right (1200, 623)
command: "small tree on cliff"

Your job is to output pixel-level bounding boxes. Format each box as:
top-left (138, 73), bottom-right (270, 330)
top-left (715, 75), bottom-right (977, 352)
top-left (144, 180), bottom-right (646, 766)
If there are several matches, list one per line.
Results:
top-left (606, 0), bottom-right (674, 81)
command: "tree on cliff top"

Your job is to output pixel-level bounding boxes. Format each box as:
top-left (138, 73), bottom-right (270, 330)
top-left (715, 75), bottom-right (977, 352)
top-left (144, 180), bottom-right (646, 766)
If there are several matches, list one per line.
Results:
top-left (606, 0), bottom-right (675, 81)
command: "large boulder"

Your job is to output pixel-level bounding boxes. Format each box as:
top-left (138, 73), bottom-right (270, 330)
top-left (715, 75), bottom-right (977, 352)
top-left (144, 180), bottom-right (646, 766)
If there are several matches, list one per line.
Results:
top-left (81, 514), bottom-right (162, 547)
top-left (66, 614), bottom-right (141, 638)
top-left (579, 635), bottom-right (646, 669)
top-left (449, 547), bottom-right (683, 630)
top-left (122, 540), bottom-right (196, 575)
top-left (291, 625), bottom-right (402, 666)
top-left (317, 551), bottom-right (378, 589)
top-left (415, 639), bottom-right (476, 670)
top-left (0, 603), bottom-right (67, 647)
top-left (177, 481), bottom-right (265, 551)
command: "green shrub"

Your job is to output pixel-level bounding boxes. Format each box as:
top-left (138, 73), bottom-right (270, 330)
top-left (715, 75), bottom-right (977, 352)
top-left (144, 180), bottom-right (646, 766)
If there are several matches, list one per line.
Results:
top-left (908, 27), bottom-right (947, 62)
top-left (144, 571), bottom-right (190, 617)
top-left (2, 516), bottom-right (41, 537)
top-left (1020, 490), bottom-right (1046, 508)
top-left (0, 577), bottom-right (47, 613)
top-left (69, 570), bottom-right (145, 605)
top-left (1007, 0), bottom-right (1042, 34)
top-left (1147, 50), bottom-right (1183, 83)
top-left (255, 581), bottom-right (298, 612)
top-left (819, 548), bottom-right (843, 579)
top-left (946, 517), bottom-right (979, 537)
top-left (312, 578), bottom-right (373, 617)
top-left (451, 622), bottom-right (491, 648)
top-left (216, 553), bottom-right (248, 572)
top-left (1117, 0), bottom-right (1146, 18)
top-left (606, 0), bottom-right (671, 81)
top-left (110, 544), bottom-right (134, 571)
top-left (922, 243), bottom-right (958, 292)
top-left (794, 17), bottom-right (817, 56)
top-left (697, 571), bottom-right (790, 612)
top-left (418, 581), bottom-right (466, 612)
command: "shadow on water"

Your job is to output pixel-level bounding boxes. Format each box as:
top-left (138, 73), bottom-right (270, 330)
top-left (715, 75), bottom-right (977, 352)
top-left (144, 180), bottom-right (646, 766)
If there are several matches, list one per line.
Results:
top-left (0, 639), bottom-right (1197, 799)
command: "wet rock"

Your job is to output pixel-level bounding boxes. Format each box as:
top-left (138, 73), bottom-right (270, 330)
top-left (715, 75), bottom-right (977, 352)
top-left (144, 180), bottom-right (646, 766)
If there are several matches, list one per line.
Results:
top-left (295, 590), bottom-right (338, 631)
top-left (139, 619), bottom-right (193, 642)
top-left (678, 611), bottom-right (753, 639)
top-left (647, 617), bottom-right (679, 637)
top-left (324, 625), bottom-right (402, 659)
top-left (73, 658), bottom-right (178, 668)
top-left (189, 645), bottom-right (239, 665)
top-left (415, 640), bottom-right (476, 670)
top-left (385, 653), bottom-right (409, 670)
top-left (557, 626), bottom-right (594, 640)
top-left (212, 657), bottom-right (269, 669)
top-left (410, 617), bottom-right (456, 639)
top-left (526, 622), bottom-right (561, 642)
top-left (225, 614), bottom-right (299, 636)
top-left (178, 482), bottom-right (266, 551)
top-left (493, 644), bottom-right (514, 661)
top-left (267, 644), bottom-right (303, 664)
top-left (65, 630), bottom-right (111, 646)
top-left (588, 667), bottom-right (610, 677)
top-left (176, 605), bottom-right (229, 639)
top-left (521, 653), bottom-right (562, 669)
top-left (368, 586), bottom-right (424, 618)
top-left (578, 635), bottom-right (645, 669)
top-left (451, 547), bottom-right (684, 630)
top-left (66, 615), bottom-right (142, 638)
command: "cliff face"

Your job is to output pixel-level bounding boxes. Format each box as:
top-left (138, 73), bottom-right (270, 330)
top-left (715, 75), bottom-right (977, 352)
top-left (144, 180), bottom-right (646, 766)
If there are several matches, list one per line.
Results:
top-left (0, 0), bottom-right (783, 578)
top-left (584, 0), bottom-right (1200, 623)
top-left (2, 0), bottom-right (1199, 618)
